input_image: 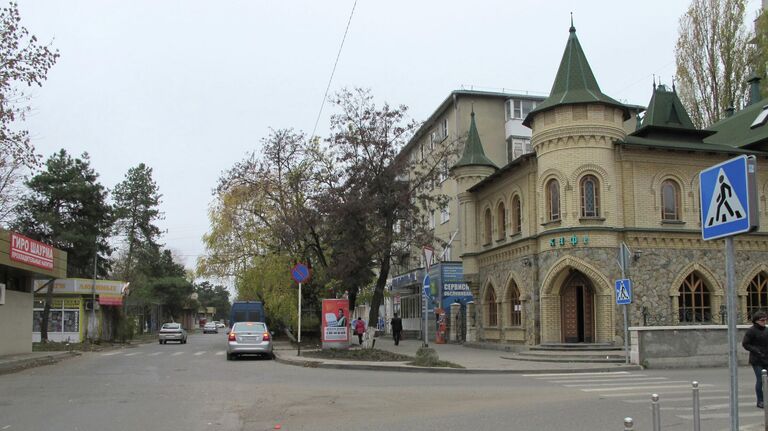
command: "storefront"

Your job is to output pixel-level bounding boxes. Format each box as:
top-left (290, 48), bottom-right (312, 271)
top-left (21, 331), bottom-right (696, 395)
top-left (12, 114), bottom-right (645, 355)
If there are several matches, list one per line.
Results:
top-left (0, 230), bottom-right (67, 356)
top-left (33, 278), bottom-right (128, 342)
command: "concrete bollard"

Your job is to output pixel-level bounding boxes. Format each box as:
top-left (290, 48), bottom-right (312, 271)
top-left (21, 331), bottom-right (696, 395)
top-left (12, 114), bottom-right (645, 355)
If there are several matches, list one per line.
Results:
top-left (692, 381), bottom-right (700, 431)
top-left (623, 417), bottom-right (634, 431)
top-left (651, 394), bottom-right (661, 431)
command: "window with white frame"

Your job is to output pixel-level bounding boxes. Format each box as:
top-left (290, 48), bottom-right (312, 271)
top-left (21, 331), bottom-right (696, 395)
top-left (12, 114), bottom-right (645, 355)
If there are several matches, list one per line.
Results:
top-left (438, 159), bottom-right (449, 183)
top-left (507, 138), bottom-right (533, 162)
top-left (443, 244), bottom-right (451, 261)
top-left (429, 211), bottom-right (435, 229)
top-left (506, 99), bottom-right (537, 120)
top-left (440, 204), bottom-right (450, 223)
top-left (440, 119), bottom-right (448, 140)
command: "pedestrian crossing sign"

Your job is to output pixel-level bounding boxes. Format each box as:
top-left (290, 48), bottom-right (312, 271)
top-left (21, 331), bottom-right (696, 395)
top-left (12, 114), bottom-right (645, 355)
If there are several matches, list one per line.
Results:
top-left (699, 155), bottom-right (758, 241)
top-left (615, 279), bottom-right (632, 305)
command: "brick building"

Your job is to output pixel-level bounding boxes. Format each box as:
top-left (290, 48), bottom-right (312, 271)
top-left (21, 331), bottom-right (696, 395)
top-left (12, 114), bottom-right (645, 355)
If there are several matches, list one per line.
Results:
top-left (453, 23), bottom-right (768, 345)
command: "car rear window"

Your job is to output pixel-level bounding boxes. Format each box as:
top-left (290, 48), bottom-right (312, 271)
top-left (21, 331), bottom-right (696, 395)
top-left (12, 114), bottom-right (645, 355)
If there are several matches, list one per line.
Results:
top-left (162, 323), bottom-right (180, 329)
top-left (233, 322), bottom-right (266, 332)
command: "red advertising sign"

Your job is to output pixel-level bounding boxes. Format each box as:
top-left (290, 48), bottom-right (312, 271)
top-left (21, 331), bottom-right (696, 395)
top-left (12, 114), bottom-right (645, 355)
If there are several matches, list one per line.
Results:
top-left (321, 299), bottom-right (349, 344)
top-left (10, 233), bottom-right (54, 270)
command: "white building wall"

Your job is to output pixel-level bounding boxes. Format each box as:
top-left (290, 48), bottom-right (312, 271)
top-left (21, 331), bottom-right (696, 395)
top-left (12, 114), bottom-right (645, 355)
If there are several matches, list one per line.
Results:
top-left (0, 290), bottom-right (32, 356)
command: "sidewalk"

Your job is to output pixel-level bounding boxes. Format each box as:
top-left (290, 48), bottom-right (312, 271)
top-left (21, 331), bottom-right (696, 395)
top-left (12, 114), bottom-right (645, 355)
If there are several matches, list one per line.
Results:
top-left (274, 338), bottom-right (642, 374)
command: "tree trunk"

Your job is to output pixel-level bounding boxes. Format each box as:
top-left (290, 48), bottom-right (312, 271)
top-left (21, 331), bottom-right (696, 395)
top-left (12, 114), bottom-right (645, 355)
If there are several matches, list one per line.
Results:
top-left (368, 251), bottom-right (391, 327)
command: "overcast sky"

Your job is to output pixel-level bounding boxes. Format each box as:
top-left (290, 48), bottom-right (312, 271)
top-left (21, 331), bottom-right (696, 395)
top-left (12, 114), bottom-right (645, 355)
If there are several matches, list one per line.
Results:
top-left (19, 0), bottom-right (763, 279)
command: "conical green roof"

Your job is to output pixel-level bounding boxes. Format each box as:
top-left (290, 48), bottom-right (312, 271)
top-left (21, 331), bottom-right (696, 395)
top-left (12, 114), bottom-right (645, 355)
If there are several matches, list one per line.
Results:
top-left (637, 84), bottom-right (695, 130)
top-left (523, 23), bottom-right (629, 127)
top-left (452, 111), bottom-right (497, 170)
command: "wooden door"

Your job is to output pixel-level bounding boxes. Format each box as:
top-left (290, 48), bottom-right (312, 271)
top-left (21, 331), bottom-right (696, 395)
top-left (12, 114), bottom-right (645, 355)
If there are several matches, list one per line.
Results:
top-left (561, 274), bottom-right (594, 343)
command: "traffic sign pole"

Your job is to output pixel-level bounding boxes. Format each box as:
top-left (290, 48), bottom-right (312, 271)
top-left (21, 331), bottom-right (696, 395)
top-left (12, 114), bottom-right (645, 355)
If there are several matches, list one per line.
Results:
top-left (620, 249), bottom-right (629, 365)
top-left (298, 281), bottom-right (302, 357)
top-left (726, 237), bottom-right (738, 431)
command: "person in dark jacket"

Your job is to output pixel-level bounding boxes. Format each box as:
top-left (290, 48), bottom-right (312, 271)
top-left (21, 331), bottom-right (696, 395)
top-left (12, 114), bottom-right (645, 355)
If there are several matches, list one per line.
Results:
top-left (390, 313), bottom-right (403, 346)
top-left (742, 310), bottom-right (768, 408)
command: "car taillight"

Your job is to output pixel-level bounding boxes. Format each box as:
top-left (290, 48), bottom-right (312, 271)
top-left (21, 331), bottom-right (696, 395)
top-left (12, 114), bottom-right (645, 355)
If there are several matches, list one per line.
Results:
top-left (262, 332), bottom-right (270, 341)
top-left (228, 332), bottom-right (236, 341)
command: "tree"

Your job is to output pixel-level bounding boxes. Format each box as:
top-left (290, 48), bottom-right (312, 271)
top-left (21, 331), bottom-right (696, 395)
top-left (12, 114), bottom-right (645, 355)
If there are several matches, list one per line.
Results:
top-left (14, 149), bottom-right (113, 277)
top-left (194, 281), bottom-right (231, 321)
top-left (0, 1), bottom-right (59, 169)
top-left (753, 9), bottom-right (768, 98)
top-left (675, 0), bottom-right (753, 128)
top-left (0, 154), bottom-right (23, 227)
top-left (112, 163), bottom-right (163, 281)
top-left (13, 149), bottom-right (112, 341)
top-left (324, 88), bottom-right (454, 326)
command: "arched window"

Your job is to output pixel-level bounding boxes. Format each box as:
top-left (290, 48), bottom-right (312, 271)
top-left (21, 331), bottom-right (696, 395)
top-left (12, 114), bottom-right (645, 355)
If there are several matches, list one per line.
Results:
top-left (662, 180), bottom-right (681, 221)
top-left (580, 175), bottom-right (600, 217)
top-left (507, 282), bottom-right (521, 326)
top-left (496, 202), bottom-right (506, 240)
top-left (512, 195), bottom-right (522, 235)
top-left (678, 273), bottom-right (711, 323)
top-left (483, 208), bottom-right (492, 245)
top-left (748, 272), bottom-right (768, 320)
top-left (485, 286), bottom-right (498, 327)
top-left (546, 179), bottom-right (560, 221)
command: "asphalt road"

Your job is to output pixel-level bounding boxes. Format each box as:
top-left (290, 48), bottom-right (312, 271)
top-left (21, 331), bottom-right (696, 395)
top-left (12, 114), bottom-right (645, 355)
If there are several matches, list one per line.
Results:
top-left (0, 333), bottom-right (764, 431)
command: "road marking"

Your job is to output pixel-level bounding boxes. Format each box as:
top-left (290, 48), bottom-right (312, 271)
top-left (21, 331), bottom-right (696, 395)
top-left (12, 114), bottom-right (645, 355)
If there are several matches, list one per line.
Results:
top-left (582, 383), bottom-right (716, 392)
top-left (2, 425), bottom-right (11, 429)
top-left (677, 411), bottom-right (765, 420)
top-left (147, 352), bottom-right (163, 356)
top-left (564, 380), bottom-right (688, 388)
top-left (550, 376), bottom-right (659, 384)
top-left (597, 389), bottom-right (730, 398)
top-left (194, 351), bottom-right (205, 356)
top-left (171, 351), bottom-right (184, 356)
top-left (523, 371), bottom-right (631, 377)
top-left (124, 352), bottom-right (142, 357)
top-left (101, 351), bottom-right (121, 356)
top-left (215, 351), bottom-right (225, 356)
top-left (624, 395), bottom-right (751, 403)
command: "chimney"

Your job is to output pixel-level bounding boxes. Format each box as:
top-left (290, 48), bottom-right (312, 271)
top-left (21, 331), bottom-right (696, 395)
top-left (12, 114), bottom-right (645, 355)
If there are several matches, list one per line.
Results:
top-left (747, 73), bottom-right (762, 106)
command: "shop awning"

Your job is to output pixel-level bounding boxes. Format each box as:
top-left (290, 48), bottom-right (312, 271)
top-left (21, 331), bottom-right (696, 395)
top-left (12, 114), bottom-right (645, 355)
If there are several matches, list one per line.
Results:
top-left (99, 295), bottom-right (123, 306)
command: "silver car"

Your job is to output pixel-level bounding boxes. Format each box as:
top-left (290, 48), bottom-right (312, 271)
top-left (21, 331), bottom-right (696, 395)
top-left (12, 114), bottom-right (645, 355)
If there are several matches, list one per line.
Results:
top-left (226, 321), bottom-right (273, 360)
top-left (158, 323), bottom-right (187, 344)
top-left (203, 322), bottom-right (218, 334)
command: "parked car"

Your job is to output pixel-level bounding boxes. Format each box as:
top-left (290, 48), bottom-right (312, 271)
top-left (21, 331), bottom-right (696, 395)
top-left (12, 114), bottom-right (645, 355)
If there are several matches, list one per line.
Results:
top-left (203, 322), bottom-right (218, 334)
top-left (226, 321), bottom-right (273, 360)
top-left (158, 323), bottom-right (187, 344)
top-left (215, 321), bottom-right (226, 329)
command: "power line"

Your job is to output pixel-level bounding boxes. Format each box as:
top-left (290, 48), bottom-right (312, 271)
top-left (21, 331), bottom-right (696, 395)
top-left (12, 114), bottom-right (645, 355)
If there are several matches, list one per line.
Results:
top-left (310, 0), bottom-right (358, 141)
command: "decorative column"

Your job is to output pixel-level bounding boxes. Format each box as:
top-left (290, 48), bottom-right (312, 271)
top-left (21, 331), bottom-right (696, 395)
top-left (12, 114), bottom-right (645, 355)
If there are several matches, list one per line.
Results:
top-left (466, 301), bottom-right (477, 342)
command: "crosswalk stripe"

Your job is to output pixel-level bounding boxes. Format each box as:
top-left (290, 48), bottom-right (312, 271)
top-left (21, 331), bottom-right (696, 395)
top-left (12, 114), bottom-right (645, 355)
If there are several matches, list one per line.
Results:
top-left (564, 380), bottom-right (688, 388)
top-left (215, 351), bottom-right (225, 356)
top-left (582, 383), bottom-right (716, 392)
top-left (101, 351), bottom-right (121, 356)
top-left (677, 411), bottom-right (765, 420)
top-left (624, 395), bottom-right (751, 403)
top-left (171, 351), bottom-right (184, 356)
top-left (124, 352), bottom-right (142, 357)
top-left (551, 376), bottom-right (662, 384)
top-left (194, 351), bottom-right (205, 356)
top-left (524, 371), bottom-right (631, 378)
top-left (597, 389), bottom-right (730, 398)
top-left (148, 352), bottom-right (163, 356)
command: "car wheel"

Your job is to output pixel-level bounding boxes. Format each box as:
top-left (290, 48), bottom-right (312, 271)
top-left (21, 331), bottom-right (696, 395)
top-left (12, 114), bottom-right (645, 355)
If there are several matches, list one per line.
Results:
top-left (269, 352), bottom-right (276, 360)
top-left (159, 340), bottom-right (162, 344)
top-left (226, 352), bottom-right (233, 361)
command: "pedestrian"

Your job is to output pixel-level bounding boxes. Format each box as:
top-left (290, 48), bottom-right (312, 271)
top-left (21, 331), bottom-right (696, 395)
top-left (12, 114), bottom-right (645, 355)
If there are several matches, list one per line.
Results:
top-left (391, 312), bottom-right (403, 346)
top-left (354, 317), bottom-right (366, 345)
top-left (742, 310), bottom-right (768, 408)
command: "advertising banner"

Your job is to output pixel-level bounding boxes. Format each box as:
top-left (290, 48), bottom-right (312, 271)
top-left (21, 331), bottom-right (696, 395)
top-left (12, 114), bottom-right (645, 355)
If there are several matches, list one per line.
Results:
top-left (10, 232), bottom-right (54, 270)
top-left (322, 299), bottom-right (349, 345)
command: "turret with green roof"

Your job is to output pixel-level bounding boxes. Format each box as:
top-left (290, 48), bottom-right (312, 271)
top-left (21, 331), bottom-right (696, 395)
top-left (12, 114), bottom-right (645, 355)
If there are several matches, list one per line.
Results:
top-left (452, 111), bottom-right (498, 170)
top-left (523, 20), bottom-right (629, 128)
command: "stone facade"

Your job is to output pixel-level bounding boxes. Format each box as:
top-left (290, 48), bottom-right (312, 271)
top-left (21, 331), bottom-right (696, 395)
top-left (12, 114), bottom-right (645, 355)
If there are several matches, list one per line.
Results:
top-left (453, 25), bottom-right (768, 347)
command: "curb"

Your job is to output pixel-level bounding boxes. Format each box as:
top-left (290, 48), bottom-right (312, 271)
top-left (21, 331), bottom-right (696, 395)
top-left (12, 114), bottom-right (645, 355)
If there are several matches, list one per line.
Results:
top-left (0, 351), bottom-right (80, 376)
top-left (273, 353), bottom-right (643, 374)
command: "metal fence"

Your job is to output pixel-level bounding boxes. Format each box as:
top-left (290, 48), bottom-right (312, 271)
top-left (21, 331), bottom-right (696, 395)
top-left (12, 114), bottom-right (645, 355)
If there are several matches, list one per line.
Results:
top-left (621, 374), bottom-right (768, 431)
